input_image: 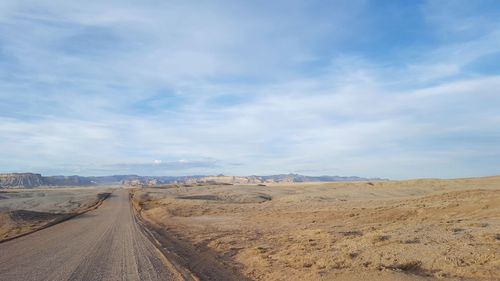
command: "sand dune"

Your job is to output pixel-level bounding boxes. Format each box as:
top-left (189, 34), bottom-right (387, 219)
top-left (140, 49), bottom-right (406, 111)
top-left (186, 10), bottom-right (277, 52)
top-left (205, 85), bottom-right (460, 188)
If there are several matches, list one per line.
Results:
top-left (132, 177), bottom-right (500, 281)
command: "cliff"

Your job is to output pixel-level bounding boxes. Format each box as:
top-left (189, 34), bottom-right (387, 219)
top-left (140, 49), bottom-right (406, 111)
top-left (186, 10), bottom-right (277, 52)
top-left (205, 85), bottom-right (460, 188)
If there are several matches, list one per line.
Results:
top-left (0, 173), bottom-right (45, 188)
top-left (0, 173), bottom-right (95, 189)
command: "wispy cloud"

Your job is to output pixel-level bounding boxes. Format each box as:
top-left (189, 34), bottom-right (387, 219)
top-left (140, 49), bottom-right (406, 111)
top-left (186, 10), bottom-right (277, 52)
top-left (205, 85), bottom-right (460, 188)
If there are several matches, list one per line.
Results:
top-left (0, 1), bottom-right (499, 178)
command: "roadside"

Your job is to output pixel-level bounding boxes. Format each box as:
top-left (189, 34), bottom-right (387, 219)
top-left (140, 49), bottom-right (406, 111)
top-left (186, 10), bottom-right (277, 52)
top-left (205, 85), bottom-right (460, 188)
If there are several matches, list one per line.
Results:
top-left (130, 189), bottom-right (252, 281)
top-left (0, 189), bottom-right (111, 242)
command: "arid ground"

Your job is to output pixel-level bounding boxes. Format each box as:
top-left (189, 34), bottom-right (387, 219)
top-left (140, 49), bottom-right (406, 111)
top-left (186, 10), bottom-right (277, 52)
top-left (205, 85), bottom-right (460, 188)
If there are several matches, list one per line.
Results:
top-left (132, 177), bottom-right (500, 281)
top-left (0, 189), bottom-right (182, 281)
top-left (0, 188), bottom-right (110, 241)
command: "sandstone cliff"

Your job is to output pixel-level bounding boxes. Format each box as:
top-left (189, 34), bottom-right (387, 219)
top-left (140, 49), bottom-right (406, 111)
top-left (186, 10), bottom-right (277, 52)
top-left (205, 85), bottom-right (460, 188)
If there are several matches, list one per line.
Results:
top-left (0, 173), bottom-right (45, 188)
top-left (0, 173), bottom-right (95, 189)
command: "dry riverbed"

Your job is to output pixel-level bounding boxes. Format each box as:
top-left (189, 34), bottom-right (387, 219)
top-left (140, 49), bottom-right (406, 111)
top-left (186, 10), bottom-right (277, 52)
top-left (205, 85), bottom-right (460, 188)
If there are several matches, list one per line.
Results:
top-left (0, 188), bottom-right (111, 241)
top-left (132, 177), bottom-right (500, 281)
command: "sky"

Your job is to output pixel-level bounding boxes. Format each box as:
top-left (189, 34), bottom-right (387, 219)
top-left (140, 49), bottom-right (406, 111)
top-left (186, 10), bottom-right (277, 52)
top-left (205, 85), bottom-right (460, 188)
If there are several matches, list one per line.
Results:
top-left (0, 0), bottom-right (499, 179)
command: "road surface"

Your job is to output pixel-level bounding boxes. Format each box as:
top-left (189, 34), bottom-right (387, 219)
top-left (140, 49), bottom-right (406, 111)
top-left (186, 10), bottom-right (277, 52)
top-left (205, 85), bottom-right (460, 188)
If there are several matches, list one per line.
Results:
top-left (0, 189), bottom-right (180, 281)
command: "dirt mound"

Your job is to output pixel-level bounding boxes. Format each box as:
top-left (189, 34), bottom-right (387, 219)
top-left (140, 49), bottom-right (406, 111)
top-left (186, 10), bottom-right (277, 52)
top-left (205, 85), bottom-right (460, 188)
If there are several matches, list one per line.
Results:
top-left (177, 192), bottom-right (271, 203)
top-left (8, 209), bottom-right (63, 222)
top-left (178, 195), bottom-right (221, 201)
top-left (0, 210), bottom-right (65, 241)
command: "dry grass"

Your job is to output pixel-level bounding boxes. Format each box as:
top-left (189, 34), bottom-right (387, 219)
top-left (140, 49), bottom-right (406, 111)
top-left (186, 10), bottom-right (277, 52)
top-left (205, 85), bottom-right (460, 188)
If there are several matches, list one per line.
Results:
top-left (133, 177), bottom-right (500, 281)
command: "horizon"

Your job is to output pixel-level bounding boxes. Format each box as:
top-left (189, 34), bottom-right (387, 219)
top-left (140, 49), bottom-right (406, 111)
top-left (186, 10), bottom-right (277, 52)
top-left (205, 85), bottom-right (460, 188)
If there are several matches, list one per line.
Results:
top-left (1, 1), bottom-right (500, 179)
top-left (4, 171), bottom-right (500, 181)
top-left (0, 171), bottom-right (381, 178)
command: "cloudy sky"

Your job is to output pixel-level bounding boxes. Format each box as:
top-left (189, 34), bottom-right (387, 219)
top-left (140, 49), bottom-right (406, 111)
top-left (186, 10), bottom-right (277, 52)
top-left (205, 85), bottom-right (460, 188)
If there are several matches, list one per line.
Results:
top-left (0, 1), bottom-right (499, 178)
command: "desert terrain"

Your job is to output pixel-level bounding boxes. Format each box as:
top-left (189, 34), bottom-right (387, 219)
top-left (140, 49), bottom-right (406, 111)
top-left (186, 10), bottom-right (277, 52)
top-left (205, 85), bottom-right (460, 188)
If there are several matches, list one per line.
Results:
top-left (132, 177), bottom-right (500, 281)
top-left (0, 188), bottom-right (110, 241)
top-left (0, 189), bottom-right (183, 281)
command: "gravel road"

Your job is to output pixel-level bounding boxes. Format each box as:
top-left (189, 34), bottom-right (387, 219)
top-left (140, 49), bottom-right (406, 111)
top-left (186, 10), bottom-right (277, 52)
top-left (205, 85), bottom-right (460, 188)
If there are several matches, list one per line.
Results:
top-left (0, 189), bottom-right (182, 281)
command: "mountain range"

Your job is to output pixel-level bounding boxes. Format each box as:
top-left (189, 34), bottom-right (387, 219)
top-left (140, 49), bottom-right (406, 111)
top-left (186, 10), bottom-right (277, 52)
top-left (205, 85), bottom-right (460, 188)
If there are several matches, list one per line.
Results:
top-left (0, 173), bottom-right (386, 189)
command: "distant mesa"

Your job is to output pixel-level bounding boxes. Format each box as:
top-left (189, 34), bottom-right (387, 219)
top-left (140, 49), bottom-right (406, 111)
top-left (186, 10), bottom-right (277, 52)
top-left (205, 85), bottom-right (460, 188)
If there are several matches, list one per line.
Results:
top-left (0, 172), bottom-right (386, 189)
top-left (0, 173), bottom-right (45, 188)
top-left (182, 174), bottom-right (386, 185)
top-left (0, 173), bottom-right (94, 188)
top-left (121, 178), bottom-right (160, 187)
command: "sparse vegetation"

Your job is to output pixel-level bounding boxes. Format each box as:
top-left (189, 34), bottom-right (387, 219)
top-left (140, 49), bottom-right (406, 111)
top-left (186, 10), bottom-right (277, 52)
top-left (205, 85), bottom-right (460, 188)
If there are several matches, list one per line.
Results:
top-left (132, 177), bottom-right (500, 280)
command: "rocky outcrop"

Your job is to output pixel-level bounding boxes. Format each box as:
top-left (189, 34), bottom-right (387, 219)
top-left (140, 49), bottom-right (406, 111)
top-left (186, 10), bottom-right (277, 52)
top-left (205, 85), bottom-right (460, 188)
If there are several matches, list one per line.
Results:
top-left (184, 176), bottom-right (264, 185)
top-left (0, 173), bottom-right (95, 189)
top-left (121, 178), bottom-right (159, 187)
top-left (0, 173), bottom-right (45, 188)
top-left (182, 174), bottom-right (385, 185)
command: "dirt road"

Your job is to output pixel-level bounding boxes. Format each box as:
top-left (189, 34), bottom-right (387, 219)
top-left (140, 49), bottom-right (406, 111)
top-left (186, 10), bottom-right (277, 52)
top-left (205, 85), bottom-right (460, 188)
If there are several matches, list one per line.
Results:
top-left (0, 189), bottom-right (181, 281)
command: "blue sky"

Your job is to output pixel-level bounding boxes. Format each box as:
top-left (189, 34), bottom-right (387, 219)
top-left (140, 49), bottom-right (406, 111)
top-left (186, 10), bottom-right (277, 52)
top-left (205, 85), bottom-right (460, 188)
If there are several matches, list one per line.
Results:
top-left (0, 0), bottom-right (499, 179)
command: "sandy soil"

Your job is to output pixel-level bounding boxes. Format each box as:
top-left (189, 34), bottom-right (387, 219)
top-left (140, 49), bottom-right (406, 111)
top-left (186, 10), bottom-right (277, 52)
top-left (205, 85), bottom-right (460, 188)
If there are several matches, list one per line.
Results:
top-left (0, 188), bottom-right (110, 241)
top-left (132, 177), bottom-right (500, 281)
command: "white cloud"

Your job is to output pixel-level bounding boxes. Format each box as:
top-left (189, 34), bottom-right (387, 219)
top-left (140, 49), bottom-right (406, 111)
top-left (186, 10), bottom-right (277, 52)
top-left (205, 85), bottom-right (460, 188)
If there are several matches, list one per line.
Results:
top-left (0, 1), bottom-right (499, 178)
